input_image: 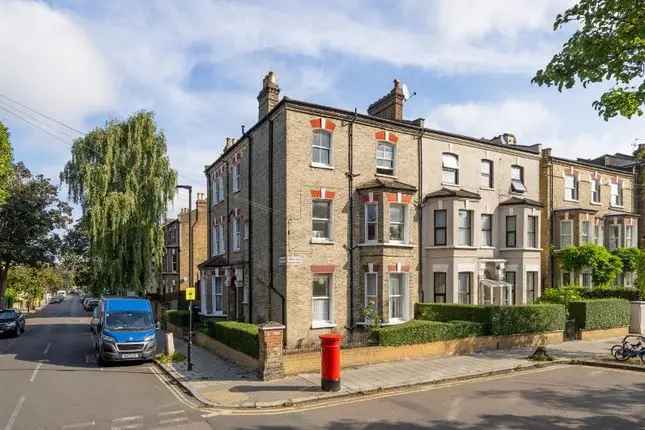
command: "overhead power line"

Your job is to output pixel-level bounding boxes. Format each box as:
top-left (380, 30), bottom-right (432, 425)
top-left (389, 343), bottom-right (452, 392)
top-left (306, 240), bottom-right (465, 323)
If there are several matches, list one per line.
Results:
top-left (0, 93), bottom-right (85, 136)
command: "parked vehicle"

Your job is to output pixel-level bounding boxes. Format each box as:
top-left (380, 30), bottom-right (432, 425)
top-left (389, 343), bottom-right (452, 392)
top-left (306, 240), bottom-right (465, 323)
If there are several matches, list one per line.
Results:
top-left (90, 307), bottom-right (99, 334)
top-left (611, 335), bottom-right (645, 363)
top-left (56, 290), bottom-right (67, 297)
top-left (49, 296), bottom-right (63, 304)
top-left (94, 297), bottom-right (157, 365)
top-left (85, 299), bottom-right (99, 312)
top-left (0, 309), bottom-right (26, 337)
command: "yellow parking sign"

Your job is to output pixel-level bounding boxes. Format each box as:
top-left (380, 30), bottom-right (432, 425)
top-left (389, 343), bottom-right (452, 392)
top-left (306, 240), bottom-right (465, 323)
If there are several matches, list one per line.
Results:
top-left (185, 287), bottom-right (196, 301)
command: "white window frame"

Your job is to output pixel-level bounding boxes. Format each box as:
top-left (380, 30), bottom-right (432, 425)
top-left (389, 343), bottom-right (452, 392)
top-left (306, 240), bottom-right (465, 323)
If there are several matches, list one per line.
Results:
top-left (564, 174), bottom-right (578, 201)
top-left (608, 224), bottom-right (620, 250)
top-left (511, 165), bottom-right (526, 193)
top-left (213, 276), bottom-right (224, 315)
top-left (376, 142), bottom-right (395, 176)
top-left (442, 153), bottom-right (459, 185)
top-left (244, 221), bottom-right (249, 240)
top-left (312, 130), bottom-right (332, 167)
top-left (232, 163), bottom-right (241, 193)
top-left (364, 272), bottom-right (378, 316)
top-left (528, 215), bottom-right (538, 248)
top-left (610, 182), bottom-right (623, 207)
top-left (312, 274), bottom-right (334, 327)
top-left (458, 209), bottom-right (472, 246)
top-left (232, 217), bottom-right (241, 252)
top-left (625, 225), bottom-right (634, 248)
top-left (480, 159), bottom-right (493, 189)
top-left (388, 204), bottom-right (407, 244)
top-left (312, 199), bottom-right (333, 242)
top-left (481, 214), bottom-right (493, 247)
top-left (235, 268), bottom-right (247, 304)
top-left (526, 271), bottom-right (538, 304)
top-left (457, 272), bottom-right (471, 304)
top-left (388, 273), bottom-right (408, 323)
top-left (594, 222), bottom-right (603, 245)
top-left (364, 203), bottom-right (378, 243)
top-left (560, 220), bottom-right (573, 248)
top-left (591, 178), bottom-right (601, 203)
top-left (580, 220), bottom-right (591, 245)
top-left (561, 271), bottom-right (572, 287)
top-left (581, 270), bottom-right (593, 289)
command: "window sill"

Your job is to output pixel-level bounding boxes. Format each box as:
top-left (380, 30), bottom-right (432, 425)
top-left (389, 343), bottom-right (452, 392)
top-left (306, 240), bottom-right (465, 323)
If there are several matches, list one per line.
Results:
top-left (311, 322), bottom-right (336, 329)
top-left (454, 245), bottom-right (477, 250)
top-left (311, 239), bottom-right (335, 245)
top-left (441, 182), bottom-right (460, 188)
top-left (381, 319), bottom-right (408, 326)
top-left (310, 163), bottom-right (334, 170)
top-left (479, 187), bottom-right (495, 191)
top-left (375, 173), bottom-right (397, 179)
top-left (479, 246), bottom-right (496, 249)
top-left (590, 201), bottom-right (602, 206)
top-left (357, 242), bottom-right (415, 248)
top-left (610, 205), bottom-right (625, 209)
top-left (499, 247), bottom-right (543, 251)
top-left (510, 191), bottom-right (526, 196)
top-left (564, 198), bottom-right (579, 203)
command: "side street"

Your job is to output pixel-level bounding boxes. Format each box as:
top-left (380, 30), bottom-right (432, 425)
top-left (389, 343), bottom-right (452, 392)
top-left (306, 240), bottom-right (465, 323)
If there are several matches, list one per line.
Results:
top-left (1, 1), bottom-right (644, 429)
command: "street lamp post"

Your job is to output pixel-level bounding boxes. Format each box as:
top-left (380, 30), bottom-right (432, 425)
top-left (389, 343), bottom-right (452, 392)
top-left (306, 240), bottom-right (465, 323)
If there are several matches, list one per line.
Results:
top-left (176, 184), bottom-right (193, 371)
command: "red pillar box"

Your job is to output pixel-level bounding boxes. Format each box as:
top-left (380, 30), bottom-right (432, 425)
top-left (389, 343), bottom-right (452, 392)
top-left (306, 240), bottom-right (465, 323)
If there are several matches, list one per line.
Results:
top-left (319, 333), bottom-right (343, 392)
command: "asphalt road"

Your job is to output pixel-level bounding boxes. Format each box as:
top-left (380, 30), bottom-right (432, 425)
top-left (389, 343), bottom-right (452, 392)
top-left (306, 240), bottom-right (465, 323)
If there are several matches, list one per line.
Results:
top-left (2, 297), bottom-right (644, 429)
top-left (0, 296), bottom-right (207, 430)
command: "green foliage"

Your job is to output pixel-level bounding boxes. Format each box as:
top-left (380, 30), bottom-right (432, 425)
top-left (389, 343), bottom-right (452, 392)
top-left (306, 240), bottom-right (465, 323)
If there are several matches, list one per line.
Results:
top-left (581, 286), bottom-right (641, 301)
top-left (61, 112), bottom-right (176, 295)
top-left (158, 351), bottom-right (186, 363)
top-left (371, 320), bottom-right (485, 346)
top-left (165, 310), bottom-right (190, 328)
top-left (533, 0), bottom-right (645, 120)
top-left (6, 265), bottom-right (64, 310)
top-left (489, 305), bottom-right (566, 336)
top-left (568, 299), bottom-right (631, 330)
top-left (638, 250), bottom-right (645, 299)
top-left (416, 303), bottom-right (565, 336)
top-left (611, 247), bottom-right (641, 272)
top-left (0, 121), bottom-right (13, 205)
top-left (0, 163), bottom-right (71, 307)
top-left (60, 219), bottom-right (94, 292)
top-left (360, 304), bottom-right (382, 330)
top-left (557, 244), bottom-right (623, 285)
top-left (206, 320), bottom-right (259, 358)
top-left (538, 286), bottom-right (583, 306)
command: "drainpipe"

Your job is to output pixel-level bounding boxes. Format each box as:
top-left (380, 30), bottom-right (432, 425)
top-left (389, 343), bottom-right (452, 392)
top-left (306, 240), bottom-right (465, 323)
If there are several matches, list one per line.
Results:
top-left (549, 158), bottom-right (555, 290)
top-left (346, 110), bottom-right (358, 329)
top-left (268, 118), bottom-right (286, 325)
top-left (417, 124), bottom-right (424, 302)
top-left (248, 136), bottom-right (254, 323)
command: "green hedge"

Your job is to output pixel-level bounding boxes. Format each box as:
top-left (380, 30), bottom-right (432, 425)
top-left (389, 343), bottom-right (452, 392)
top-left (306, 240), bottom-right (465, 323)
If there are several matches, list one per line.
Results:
top-left (415, 303), bottom-right (565, 336)
top-left (489, 304), bottom-right (566, 336)
top-left (165, 310), bottom-right (190, 328)
top-left (371, 320), bottom-right (485, 346)
top-left (206, 320), bottom-right (259, 358)
top-left (568, 299), bottom-right (630, 331)
top-left (415, 304), bottom-right (493, 326)
top-left (580, 288), bottom-right (640, 301)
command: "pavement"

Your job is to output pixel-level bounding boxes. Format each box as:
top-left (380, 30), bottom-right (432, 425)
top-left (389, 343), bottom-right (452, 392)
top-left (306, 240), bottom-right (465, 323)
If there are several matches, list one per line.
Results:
top-left (158, 332), bottom-right (643, 410)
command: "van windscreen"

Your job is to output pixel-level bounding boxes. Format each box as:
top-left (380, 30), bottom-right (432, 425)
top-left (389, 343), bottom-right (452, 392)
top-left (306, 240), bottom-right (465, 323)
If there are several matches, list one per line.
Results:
top-left (105, 311), bottom-right (154, 331)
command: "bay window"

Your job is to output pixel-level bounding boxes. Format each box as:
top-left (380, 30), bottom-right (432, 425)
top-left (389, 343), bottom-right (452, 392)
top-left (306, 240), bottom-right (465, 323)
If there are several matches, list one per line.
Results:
top-left (365, 203), bottom-right (378, 243)
top-left (580, 221), bottom-right (591, 244)
top-left (388, 273), bottom-right (406, 321)
top-left (608, 224), bottom-right (620, 250)
top-left (389, 204), bottom-right (406, 243)
top-left (365, 272), bottom-right (377, 310)
top-left (528, 215), bottom-right (538, 248)
top-left (560, 220), bottom-right (572, 248)
top-left (506, 216), bottom-right (517, 248)
top-left (434, 210), bottom-right (447, 246)
top-left (458, 209), bottom-right (472, 246)
top-left (625, 225), bottom-right (634, 248)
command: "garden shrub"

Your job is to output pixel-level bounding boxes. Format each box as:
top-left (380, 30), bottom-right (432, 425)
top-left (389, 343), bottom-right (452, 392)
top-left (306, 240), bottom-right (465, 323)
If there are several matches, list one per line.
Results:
top-left (580, 287), bottom-right (640, 301)
top-left (165, 310), bottom-right (190, 328)
top-left (415, 304), bottom-right (493, 328)
top-left (371, 320), bottom-right (485, 346)
top-left (558, 244), bottom-right (623, 285)
top-left (206, 320), bottom-right (259, 358)
top-left (568, 299), bottom-right (630, 331)
top-left (489, 304), bottom-right (566, 336)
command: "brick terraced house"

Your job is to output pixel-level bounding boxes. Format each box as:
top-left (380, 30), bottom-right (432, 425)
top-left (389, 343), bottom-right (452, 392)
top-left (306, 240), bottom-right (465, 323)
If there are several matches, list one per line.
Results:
top-left (421, 133), bottom-right (544, 305)
top-left (540, 149), bottom-right (639, 289)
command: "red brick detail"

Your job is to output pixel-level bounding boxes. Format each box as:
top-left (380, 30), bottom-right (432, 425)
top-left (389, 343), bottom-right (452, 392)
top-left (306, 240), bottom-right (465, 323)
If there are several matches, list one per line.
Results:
top-left (310, 189), bottom-right (335, 199)
top-left (375, 131), bottom-right (386, 141)
top-left (324, 120), bottom-right (336, 132)
top-left (402, 194), bottom-right (412, 204)
top-left (310, 265), bottom-right (336, 273)
top-left (310, 189), bottom-right (321, 198)
top-left (402, 265), bottom-right (410, 272)
top-left (325, 191), bottom-right (336, 199)
top-left (310, 118), bottom-right (322, 129)
top-left (387, 264), bottom-right (410, 273)
top-left (387, 265), bottom-right (396, 272)
top-left (386, 192), bottom-right (397, 203)
top-left (388, 133), bottom-right (398, 143)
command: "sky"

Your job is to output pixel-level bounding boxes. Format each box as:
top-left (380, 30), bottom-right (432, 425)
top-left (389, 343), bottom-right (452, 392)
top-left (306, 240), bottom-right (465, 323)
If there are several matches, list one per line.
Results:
top-left (1, 0), bottom-right (644, 219)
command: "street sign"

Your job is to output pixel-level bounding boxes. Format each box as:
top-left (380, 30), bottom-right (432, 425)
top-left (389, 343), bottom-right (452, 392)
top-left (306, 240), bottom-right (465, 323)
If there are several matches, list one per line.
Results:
top-left (185, 287), bottom-right (196, 301)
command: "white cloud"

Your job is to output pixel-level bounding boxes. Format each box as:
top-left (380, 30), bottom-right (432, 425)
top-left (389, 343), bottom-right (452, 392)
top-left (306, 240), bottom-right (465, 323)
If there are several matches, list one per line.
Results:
top-left (0, 0), bottom-right (115, 127)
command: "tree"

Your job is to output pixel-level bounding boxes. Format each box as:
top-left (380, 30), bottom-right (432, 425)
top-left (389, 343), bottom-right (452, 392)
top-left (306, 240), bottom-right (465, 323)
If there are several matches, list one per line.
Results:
top-left (0, 121), bottom-right (13, 204)
top-left (533, 0), bottom-right (645, 120)
top-left (61, 111), bottom-right (176, 295)
top-left (60, 218), bottom-right (94, 293)
top-left (6, 265), bottom-right (64, 311)
top-left (0, 163), bottom-right (71, 307)
top-left (558, 244), bottom-right (623, 285)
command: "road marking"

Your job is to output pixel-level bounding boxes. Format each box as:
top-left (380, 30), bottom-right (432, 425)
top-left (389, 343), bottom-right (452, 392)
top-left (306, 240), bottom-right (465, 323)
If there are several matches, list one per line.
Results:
top-left (149, 366), bottom-right (200, 410)
top-left (158, 410), bottom-right (184, 417)
top-left (4, 395), bottom-right (25, 430)
top-left (111, 425), bottom-right (142, 430)
top-left (159, 417), bottom-right (188, 425)
top-left (43, 342), bottom-right (51, 355)
top-left (29, 362), bottom-right (43, 382)
top-left (111, 416), bottom-right (142, 423)
top-left (62, 421), bottom-right (95, 429)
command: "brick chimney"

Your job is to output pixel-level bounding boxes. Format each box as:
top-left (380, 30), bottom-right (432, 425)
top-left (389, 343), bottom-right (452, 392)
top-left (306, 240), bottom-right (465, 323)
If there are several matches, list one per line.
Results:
top-left (257, 71), bottom-right (280, 120)
top-left (367, 79), bottom-right (405, 121)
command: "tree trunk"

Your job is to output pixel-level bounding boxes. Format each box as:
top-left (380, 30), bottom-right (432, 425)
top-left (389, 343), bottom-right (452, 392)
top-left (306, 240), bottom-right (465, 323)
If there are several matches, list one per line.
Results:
top-left (0, 265), bottom-right (8, 309)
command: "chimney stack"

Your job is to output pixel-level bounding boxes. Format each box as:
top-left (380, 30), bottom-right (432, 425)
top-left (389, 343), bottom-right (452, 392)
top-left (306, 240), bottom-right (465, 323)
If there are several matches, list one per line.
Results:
top-left (367, 79), bottom-right (405, 121)
top-left (257, 71), bottom-right (280, 120)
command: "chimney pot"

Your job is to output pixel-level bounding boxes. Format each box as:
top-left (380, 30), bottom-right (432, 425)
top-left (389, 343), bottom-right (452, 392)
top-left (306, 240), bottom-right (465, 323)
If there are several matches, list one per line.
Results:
top-left (257, 71), bottom-right (280, 120)
top-left (367, 79), bottom-right (406, 121)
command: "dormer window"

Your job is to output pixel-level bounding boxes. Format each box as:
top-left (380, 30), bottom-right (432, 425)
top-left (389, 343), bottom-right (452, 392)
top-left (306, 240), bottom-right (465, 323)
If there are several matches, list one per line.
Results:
top-left (442, 153), bottom-right (459, 185)
top-left (312, 130), bottom-right (332, 166)
top-left (376, 142), bottom-right (395, 175)
top-left (511, 165), bottom-right (526, 193)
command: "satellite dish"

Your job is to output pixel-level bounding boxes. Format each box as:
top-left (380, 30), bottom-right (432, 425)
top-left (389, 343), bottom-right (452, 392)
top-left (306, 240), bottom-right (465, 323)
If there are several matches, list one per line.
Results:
top-left (401, 83), bottom-right (411, 101)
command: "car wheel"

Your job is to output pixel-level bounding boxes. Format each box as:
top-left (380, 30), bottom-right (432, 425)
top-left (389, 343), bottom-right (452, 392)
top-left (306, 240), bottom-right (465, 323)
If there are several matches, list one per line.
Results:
top-left (14, 325), bottom-right (21, 337)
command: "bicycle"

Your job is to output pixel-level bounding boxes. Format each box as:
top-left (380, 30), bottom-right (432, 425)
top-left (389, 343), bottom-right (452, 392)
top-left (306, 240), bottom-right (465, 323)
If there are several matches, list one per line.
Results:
top-left (610, 335), bottom-right (645, 363)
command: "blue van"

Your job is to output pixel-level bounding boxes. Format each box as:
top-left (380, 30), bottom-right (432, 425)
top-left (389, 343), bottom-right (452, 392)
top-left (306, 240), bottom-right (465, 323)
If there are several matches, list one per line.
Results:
top-left (94, 297), bottom-right (157, 365)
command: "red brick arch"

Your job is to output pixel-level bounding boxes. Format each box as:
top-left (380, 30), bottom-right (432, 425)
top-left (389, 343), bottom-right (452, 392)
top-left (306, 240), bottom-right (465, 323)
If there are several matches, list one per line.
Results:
top-left (309, 118), bottom-right (336, 132)
top-left (375, 130), bottom-right (398, 143)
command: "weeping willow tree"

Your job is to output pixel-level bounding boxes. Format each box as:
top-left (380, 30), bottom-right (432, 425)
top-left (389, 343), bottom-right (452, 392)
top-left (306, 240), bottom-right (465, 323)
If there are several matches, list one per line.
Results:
top-left (61, 112), bottom-right (176, 295)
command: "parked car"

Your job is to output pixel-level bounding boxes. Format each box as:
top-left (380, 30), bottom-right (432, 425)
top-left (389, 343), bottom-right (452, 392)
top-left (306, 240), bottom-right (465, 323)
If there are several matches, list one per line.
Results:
top-left (85, 299), bottom-right (99, 312)
top-left (90, 307), bottom-right (99, 334)
top-left (94, 297), bottom-right (157, 365)
top-left (56, 290), bottom-right (67, 297)
top-left (49, 296), bottom-right (63, 304)
top-left (0, 309), bottom-right (26, 337)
